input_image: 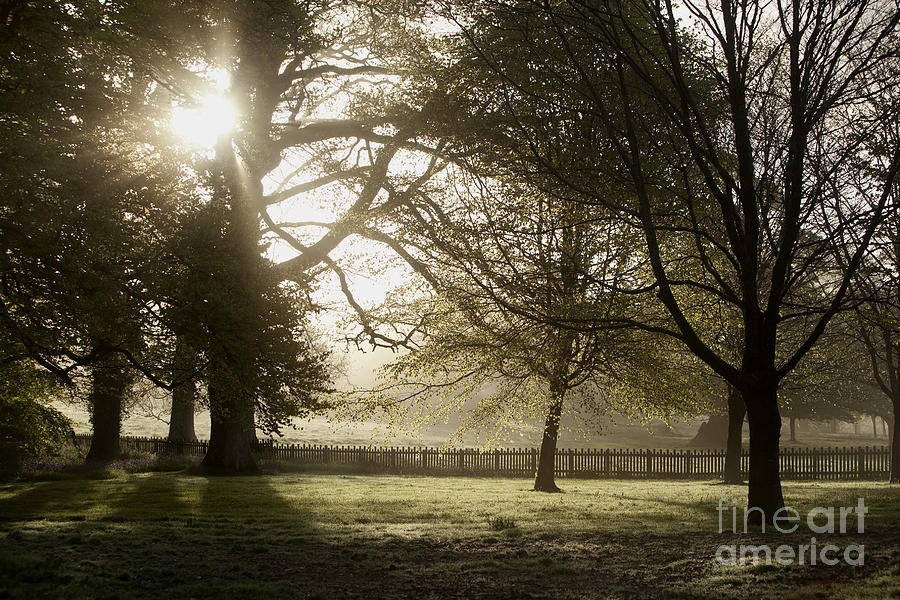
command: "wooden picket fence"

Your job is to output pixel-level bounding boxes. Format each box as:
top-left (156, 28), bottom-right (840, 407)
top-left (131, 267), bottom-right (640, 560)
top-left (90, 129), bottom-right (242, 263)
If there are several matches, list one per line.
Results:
top-left (73, 435), bottom-right (892, 480)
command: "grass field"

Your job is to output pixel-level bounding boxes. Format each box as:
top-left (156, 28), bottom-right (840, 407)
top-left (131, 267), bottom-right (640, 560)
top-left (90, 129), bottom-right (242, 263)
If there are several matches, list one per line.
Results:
top-left (1, 468), bottom-right (898, 599)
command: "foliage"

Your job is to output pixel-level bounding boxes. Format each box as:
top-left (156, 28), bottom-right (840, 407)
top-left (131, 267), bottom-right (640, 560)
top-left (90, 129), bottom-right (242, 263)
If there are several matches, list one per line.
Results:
top-left (346, 175), bottom-right (711, 445)
top-left (0, 0), bottom-right (192, 382)
top-left (0, 356), bottom-right (70, 466)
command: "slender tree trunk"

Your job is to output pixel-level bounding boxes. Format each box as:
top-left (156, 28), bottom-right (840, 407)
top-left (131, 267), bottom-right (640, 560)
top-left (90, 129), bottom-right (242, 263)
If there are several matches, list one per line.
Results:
top-left (891, 402), bottom-right (899, 484)
top-left (872, 414), bottom-right (878, 439)
top-left (201, 364), bottom-right (256, 472)
top-left (883, 417), bottom-right (888, 437)
top-left (789, 415), bottom-right (796, 442)
top-left (831, 418), bottom-right (838, 433)
top-left (533, 396), bottom-right (563, 492)
top-left (724, 386), bottom-right (745, 484)
top-left (86, 355), bottom-right (129, 462)
top-left (744, 380), bottom-right (785, 524)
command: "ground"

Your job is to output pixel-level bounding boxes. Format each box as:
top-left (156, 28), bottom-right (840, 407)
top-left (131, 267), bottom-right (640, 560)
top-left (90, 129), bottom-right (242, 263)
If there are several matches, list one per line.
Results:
top-left (1, 469), bottom-right (898, 599)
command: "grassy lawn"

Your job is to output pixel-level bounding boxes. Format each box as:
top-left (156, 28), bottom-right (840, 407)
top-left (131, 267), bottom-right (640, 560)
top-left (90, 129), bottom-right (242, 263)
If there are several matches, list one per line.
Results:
top-left (0, 470), bottom-right (898, 599)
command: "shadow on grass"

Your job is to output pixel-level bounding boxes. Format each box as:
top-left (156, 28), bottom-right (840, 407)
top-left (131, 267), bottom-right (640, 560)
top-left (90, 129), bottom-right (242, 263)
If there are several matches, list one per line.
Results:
top-left (2, 473), bottom-right (898, 599)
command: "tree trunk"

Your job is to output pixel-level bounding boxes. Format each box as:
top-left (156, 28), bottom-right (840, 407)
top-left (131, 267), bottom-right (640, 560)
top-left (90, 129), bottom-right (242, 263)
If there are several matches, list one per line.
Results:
top-left (891, 404), bottom-right (899, 484)
top-left (789, 415), bottom-right (796, 442)
top-left (197, 136), bottom-right (263, 473)
top-left (690, 414), bottom-right (728, 447)
top-left (831, 418), bottom-right (838, 433)
top-left (168, 378), bottom-right (197, 444)
top-left (245, 408), bottom-right (258, 448)
top-left (724, 386), bottom-right (745, 484)
top-left (872, 414), bottom-right (878, 439)
top-left (200, 364), bottom-right (257, 472)
top-left (533, 397), bottom-right (563, 492)
top-left (168, 340), bottom-right (198, 444)
top-left (86, 355), bottom-right (129, 462)
top-left (744, 382), bottom-right (785, 524)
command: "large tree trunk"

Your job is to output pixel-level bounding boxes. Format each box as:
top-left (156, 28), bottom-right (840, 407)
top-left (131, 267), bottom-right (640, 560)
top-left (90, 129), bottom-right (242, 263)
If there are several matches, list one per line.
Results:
top-left (203, 412), bottom-right (256, 472)
top-left (197, 135), bottom-right (264, 473)
top-left (168, 378), bottom-right (197, 444)
top-left (86, 355), bottom-right (129, 462)
top-left (201, 365), bottom-right (257, 472)
top-left (533, 396), bottom-right (563, 492)
top-left (744, 381), bottom-right (785, 524)
top-left (198, 358), bottom-right (258, 473)
top-left (724, 386), bottom-right (745, 484)
top-left (168, 341), bottom-right (198, 444)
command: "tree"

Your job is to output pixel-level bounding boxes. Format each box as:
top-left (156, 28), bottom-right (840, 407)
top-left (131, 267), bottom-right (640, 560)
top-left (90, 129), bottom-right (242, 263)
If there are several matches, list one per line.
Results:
top-left (445, 0), bottom-right (900, 521)
top-left (351, 174), bottom-right (706, 492)
top-left (116, 0), bottom-right (455, 469)
top-left (778, 322), bottom-right (872, 442)
top-left (0, 334), bottom-right (70, 467)
top-left (856, 219), bottom-right (900, 481)
top-left (0, 0), bottom-right (192, 461)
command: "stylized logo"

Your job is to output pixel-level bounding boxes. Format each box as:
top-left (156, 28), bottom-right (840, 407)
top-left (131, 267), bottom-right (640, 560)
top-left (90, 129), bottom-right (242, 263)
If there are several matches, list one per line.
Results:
top-left (714, 498), bottom-right (866, 566)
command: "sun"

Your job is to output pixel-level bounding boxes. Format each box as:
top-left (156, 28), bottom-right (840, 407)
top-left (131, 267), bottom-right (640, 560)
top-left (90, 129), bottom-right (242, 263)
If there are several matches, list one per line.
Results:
top-left (169, 68), bottom-right (236, 148)
top-left (171, 93), bottom-right (237, 149)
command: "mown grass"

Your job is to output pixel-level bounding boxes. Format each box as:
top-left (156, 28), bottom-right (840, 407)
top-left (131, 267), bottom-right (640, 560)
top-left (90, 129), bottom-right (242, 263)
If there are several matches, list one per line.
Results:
top-left (0, 471), bottom-right (898, 599)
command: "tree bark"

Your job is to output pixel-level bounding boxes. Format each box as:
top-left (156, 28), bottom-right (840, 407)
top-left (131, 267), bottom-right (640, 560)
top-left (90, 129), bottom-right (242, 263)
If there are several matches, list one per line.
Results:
top-left (86, 355), bottom-right (129, 462)
top-left (168, 340), bottom-right (198, 444)
top-left (724, 386), bottom-right (745, 484)
top-left (872, 414), bottom-right (878, 439)
top-left (245, 408), bottom-right (258, 448)
top-left (203, 411), bottom-right (256, 472)
top-left (201, 366), bottom-right (257, 472)
top-left (789, 415), bottom-right (796, 442)
top-left (744, 381), bottom-right (785, 524)
top-left (168, 378), bottom-right (197, 444)
top-left (197, 132), bottom-right (264, 473)
top-left (533, 396), bottom-right (563, 492)
top-left (891, 404), bottom-right (898, 484)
